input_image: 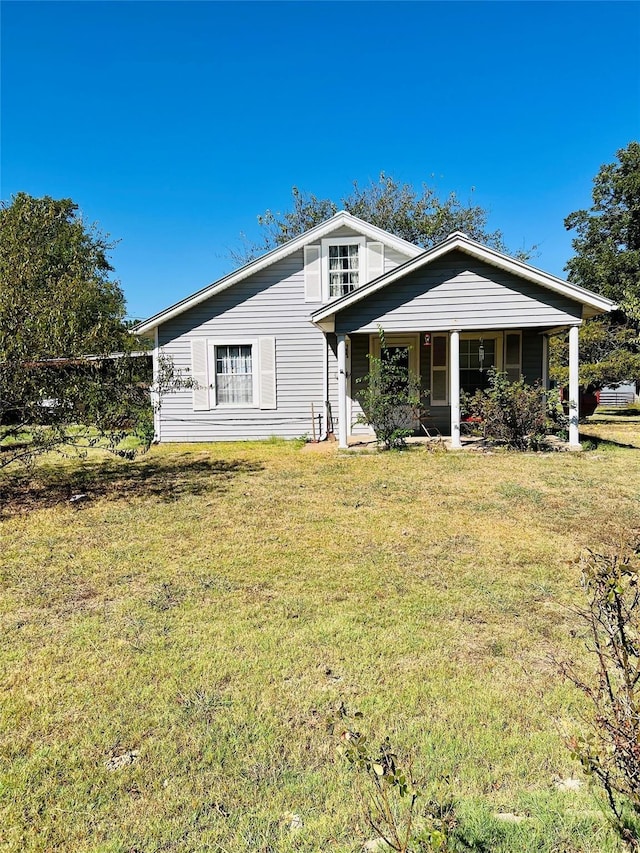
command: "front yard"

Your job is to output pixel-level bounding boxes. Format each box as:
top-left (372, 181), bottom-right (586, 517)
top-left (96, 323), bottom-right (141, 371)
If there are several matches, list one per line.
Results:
top-left (1, 436), bottom-right (639, 851)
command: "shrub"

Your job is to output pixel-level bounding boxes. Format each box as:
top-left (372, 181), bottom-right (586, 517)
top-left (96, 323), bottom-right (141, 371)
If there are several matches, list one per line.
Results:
top-left (356, 330), bottom-right (424, 450)
top-left (463, 369), bottom-right (562, 450)
top-left (562, 543), bottom-right (640, 849)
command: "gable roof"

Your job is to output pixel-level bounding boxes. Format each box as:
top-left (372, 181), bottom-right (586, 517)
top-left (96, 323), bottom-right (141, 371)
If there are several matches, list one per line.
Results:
top-left (311, 231), bottom-right (616, 325)
top-left (133, 211), bottom-right (423, 334)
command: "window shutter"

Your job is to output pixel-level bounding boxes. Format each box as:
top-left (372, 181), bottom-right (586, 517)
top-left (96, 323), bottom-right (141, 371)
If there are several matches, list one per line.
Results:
top-left (367, 242), bottom-right (384, 281)
top-left (304, 245), bottom-right (322, 302)
top-left (430, 334), bottom-right (448, 405)
top-left (191, 339), bottom-right (210, 411)
top-left (259, 336), bottom-right (276, 409)
top-left (504, 332), bottom-right (522, 382)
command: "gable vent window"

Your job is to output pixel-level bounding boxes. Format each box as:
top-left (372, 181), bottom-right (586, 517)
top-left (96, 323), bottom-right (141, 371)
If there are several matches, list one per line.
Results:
top-left (329, 244), bottom-right (360, 297)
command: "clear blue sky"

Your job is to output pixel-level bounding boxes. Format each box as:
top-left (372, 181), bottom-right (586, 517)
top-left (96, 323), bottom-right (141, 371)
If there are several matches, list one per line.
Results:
top-left (2, 1), bottom-right (639, 320)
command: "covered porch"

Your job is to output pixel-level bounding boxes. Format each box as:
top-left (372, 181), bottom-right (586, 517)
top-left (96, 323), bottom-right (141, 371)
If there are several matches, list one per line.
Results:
top-left (331, 325), bottom-right (581, 449)
top-left (311, 231), bottom-right (614, 452)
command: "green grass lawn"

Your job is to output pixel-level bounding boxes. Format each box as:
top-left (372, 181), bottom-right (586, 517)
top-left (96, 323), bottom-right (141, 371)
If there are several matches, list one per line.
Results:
top-left (2, 436), bottom-right (640, 852)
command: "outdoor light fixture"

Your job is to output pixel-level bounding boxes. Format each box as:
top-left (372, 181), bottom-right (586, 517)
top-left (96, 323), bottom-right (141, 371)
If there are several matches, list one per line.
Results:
top-left (478, 339), bottom-right (485, 372)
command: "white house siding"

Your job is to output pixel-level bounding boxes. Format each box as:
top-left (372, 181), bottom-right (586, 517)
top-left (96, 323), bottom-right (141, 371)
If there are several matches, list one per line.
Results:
top-left (157, 250), bottom-right (325, 441)
top-left (295, 237), bottom-right (415, 441)
top-left (384, 245), bottom-right (414, 274)
top-left (334, 251), bottom-right (583, 335)
top-left (154, 234), bottom-right (423, 443)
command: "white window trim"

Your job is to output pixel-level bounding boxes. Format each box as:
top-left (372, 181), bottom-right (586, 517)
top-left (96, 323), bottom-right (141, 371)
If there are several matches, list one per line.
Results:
top-left (207, 339), bottom-right (259, 408)
top-left (321, 236), bottom-right (366, 302)
top-left (459, 332), bottom-right (504, 371)
top-left (459, 332), bottom-right (504, 355)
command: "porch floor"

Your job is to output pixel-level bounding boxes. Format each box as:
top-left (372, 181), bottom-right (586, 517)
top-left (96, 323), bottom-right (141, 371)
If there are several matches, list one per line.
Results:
top-left (342, 434), bottom-right (579, 452)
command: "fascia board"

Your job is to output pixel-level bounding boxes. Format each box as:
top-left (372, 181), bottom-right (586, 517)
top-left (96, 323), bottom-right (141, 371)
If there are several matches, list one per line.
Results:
top-left (134, 212), bottom-right (422, 334)
top-left (311, 236), bottom-right (616, 323)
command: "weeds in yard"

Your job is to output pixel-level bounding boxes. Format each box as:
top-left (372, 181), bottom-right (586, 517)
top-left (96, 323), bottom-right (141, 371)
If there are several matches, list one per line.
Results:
top-left (328, 703), bottom-right (457, 852)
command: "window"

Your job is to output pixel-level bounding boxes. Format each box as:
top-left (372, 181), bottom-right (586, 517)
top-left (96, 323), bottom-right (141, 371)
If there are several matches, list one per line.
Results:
top-left (328, 244), bottom-right (360, 297)
top-left (460, 338), bottom-right (496, 395)
top-left (191, 337), bottom-right (276, 411)
top-left (215, 344), bottom-right (253, 405)
top-left (321, 236), bottom-right (366, 300)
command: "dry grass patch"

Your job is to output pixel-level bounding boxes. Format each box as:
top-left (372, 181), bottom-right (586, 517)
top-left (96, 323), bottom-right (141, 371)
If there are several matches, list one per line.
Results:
top-left (2, 439), bottom-right (640, 851)
top-left (581, 407), bottom-right (640, 448)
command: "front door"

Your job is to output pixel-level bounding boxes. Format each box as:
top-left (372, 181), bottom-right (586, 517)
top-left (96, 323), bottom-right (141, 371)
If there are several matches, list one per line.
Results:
top-left (370, 333), bottom-right (421, 431)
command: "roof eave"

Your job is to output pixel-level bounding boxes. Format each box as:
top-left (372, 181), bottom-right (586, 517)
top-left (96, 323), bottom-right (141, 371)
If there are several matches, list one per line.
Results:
top-left (133, 211), bottom-right (422, 334)
top-left (311, 236), bottom-right (616, 322)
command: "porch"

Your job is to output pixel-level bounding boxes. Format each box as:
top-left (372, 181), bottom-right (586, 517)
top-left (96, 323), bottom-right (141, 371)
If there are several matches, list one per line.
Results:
top-left (331, 327), bottom-right (581, 449)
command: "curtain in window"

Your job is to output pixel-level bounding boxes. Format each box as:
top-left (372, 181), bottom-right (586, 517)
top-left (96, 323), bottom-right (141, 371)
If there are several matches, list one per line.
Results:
top-left (329, 245), bottom-right (359, 296)
top-left (216, 345), bottom-right (253, 404)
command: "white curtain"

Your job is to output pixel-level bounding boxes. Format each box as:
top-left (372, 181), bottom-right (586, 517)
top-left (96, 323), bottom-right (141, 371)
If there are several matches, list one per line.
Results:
top-left (216, 345), bottom-right (253, 404)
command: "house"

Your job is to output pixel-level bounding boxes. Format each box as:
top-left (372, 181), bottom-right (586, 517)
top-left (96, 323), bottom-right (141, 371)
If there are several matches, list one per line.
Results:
top-left (134, 211), bottom-right (615, 449)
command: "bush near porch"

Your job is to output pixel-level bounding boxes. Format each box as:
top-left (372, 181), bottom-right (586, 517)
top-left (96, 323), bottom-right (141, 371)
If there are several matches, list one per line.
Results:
top-left (2, 439), bottom-right (640, 851)
top-left (463, 369), bottom-right (567, 450)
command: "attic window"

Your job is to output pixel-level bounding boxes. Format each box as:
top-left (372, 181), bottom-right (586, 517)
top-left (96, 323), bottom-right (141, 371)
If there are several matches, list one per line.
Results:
top-left (328, 244), bottom-right (359, 297)
top-left (321, 235), bottom-right (366, 301)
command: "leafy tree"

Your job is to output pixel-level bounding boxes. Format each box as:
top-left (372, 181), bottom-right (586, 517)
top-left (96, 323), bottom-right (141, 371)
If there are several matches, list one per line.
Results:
top-left (0, 193), bottom-right (160, 466)
top-left (565, 142), bottom-right (640, 315)
top-left (550, 318), bottom-right (640, 392)
top-left (234, 174), bottom-right (534, 264)
top-left (551, 143), bottom-right (640, 391)
top-left (1, 193), bottom-right (129, 359)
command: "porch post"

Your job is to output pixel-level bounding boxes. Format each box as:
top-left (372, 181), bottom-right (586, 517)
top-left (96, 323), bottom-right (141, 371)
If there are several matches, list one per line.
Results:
top-left (337, 333), bottom-right (348, 449)
top-left (568, 324), bottom-right (580, 448)
top-left (152, 327), bottom-right (161, 443)
top-left (450, 330), bottom-right (461, 448)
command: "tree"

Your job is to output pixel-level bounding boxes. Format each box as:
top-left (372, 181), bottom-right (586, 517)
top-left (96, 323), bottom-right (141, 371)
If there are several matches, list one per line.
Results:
top-left (233, 174), bottom-right (534, 264)
top-left (0, 193), bottom-right (156, 466)
top-left (551, 143), bottom-right (640, 391)
top-left (549, 317), bottom-right (640, 392)
top-left (565, 142), bottom-right (640, 315)
top-left (1, 193), bottom-right (129, 360)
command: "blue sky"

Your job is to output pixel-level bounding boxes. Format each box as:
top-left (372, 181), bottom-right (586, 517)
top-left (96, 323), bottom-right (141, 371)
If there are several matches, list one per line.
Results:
top-left (2, 1), bottom-right (639, 320)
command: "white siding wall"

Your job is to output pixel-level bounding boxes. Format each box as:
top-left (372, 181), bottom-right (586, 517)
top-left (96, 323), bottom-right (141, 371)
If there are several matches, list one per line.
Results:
top-left (384, 245), bottom-right (413, 273)
top-left (156, 235), bottom-right (416, 442)
top-left (158, 250), bottom-right (325, 441)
